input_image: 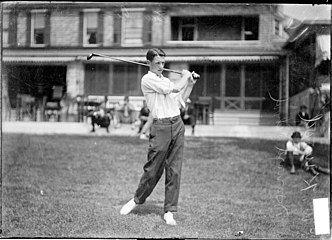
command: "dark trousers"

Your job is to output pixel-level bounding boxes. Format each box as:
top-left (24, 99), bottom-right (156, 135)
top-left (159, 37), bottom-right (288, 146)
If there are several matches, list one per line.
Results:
top-left (134, 115), bottom-right (185, 213)
top-left (91, 115), bottom-right (111, 132)
top-left (138, 118), bottom-right (148, 133)
top-left (284, 152), bottom-right (330, 175)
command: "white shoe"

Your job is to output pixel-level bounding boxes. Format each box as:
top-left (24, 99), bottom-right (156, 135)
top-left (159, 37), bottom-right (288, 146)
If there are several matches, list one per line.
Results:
top-left (120, 198), bottom-right (137, 215)
top-left (139, 134), bottom-right (148, 140)
top-left (164, 211), bottom-right (177, 225)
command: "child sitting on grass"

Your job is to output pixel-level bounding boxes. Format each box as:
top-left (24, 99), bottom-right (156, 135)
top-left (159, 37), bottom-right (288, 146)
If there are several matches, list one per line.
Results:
top-left (284, 131), bottom-right (330, 175)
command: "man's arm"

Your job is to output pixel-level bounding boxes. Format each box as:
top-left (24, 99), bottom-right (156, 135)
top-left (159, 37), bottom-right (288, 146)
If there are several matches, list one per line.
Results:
top-left (172, 70), bottom-right (192, 93)
top-left (180, 81), bottom-right (194, 103)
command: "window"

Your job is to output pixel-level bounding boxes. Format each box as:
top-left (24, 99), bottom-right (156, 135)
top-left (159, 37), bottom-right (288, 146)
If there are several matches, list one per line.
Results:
top-left (245, 64), bottom-right (261, 97)
top-left (171, 16), bottom-right (259, 41)
top-left (83, 10), bottom-right (99, 46)
top-left (113, 64), bottom-right (141, 95)
top-left (180, 17), bottom-right (196, 41)
top-left (114, 9), bottom-right (152, 46)
top-left (171, 17), bottom-right (197, 41)
top-left (243, 17), bottom-right (259, 40)
top-left (225, 65), bottom-right (241, 97)
top-left (206, 65), bottom-right (221, 96)
top-left (85, 64), bottom-right (109, 95)
top-left (31, 10), bottom-right (47, 46)
top-left (121, 8), bottom-right (144, 46)
top-left (2, 11), bottom-right (10, 46)
top-left (274, 19), bottom-right (281, 36)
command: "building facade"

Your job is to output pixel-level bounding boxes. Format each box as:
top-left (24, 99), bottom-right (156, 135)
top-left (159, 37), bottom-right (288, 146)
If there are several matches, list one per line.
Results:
top-left (1, 2), bottom-right (290, 124)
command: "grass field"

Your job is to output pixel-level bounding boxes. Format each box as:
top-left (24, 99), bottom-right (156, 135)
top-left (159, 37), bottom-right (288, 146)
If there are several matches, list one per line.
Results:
top-left (1, 133), bottom-right (330, 238)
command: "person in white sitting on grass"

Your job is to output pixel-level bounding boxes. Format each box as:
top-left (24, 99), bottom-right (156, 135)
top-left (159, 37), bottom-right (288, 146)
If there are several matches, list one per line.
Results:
top-left (286, 131), bottom-right (313, 174)
top-left (285, 131), bottom-right (330, 175)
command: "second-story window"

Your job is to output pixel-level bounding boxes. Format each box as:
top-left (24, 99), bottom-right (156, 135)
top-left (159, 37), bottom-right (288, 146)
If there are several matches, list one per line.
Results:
top-left (31, 10), bottom-right (47, 46)
top-left (81, 9), bottom-right (103, 47)
top-left (2, 11), bottom-right (10, 46)
top-left (243, 16), bottom-right (259, 40)
top-left (113, 9), bottom-right (151, 47)
top-left (121, 8), bottom-right (145, 46)
top-left (84, 11), bottom-right (98, 45)
top-left (180, 17), bottom-right (197, 41)
top-left (171, 16), bottom-right (259, 41)
top-left (274, 18), bottom-right (282, 37)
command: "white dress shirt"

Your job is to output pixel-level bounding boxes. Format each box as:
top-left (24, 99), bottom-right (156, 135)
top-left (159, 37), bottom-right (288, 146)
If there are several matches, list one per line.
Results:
top-left (286, 140), bottom-right (313, 155)
top-left (141, 71), bottom-right (183, 119)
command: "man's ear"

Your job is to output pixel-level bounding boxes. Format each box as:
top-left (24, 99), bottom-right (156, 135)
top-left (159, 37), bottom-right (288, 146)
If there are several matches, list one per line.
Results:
top-left (147, 60), bottom-right (151, 65)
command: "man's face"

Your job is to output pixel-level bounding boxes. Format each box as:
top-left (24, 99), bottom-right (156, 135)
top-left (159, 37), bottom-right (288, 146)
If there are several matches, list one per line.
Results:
top-left (293, 137), bottom-right (301, 144)
top-left (148, 55), bottom-right (165, 77)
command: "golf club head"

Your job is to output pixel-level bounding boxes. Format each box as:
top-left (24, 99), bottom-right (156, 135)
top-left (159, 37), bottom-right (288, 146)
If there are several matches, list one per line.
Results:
top-left (87, 53), bottom-right (95, 60)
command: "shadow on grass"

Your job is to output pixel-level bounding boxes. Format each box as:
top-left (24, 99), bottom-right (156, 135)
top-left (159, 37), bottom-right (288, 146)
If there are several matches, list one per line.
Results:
top-left (131, 202), bottom-right (164, 216)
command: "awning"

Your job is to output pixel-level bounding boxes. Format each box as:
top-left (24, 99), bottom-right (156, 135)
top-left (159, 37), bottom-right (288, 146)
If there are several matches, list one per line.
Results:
top-left (78, 55), bottom-right (279, 63)
top-left (2, 55), bottom-right (279, 63)
top-left (316, 35), bottom-right (331, 66)
top-left (2, 56), bottom-right (76, 63)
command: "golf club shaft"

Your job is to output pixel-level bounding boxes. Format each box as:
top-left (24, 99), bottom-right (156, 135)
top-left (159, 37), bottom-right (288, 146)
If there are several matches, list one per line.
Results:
top-left (87, 53), bottom-right (182, 75)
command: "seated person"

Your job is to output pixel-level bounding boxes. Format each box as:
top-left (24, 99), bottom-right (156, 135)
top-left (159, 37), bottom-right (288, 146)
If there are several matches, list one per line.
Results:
top-left (90, 107), bottom-right (112, 133)
top-left (295, 105), bottom-right (310, 127)
top-left (180, 99), bottom-right (196, 135)
top-left (137, 99), bottom-right (150, 134)
top-left (284, 131), bottom-right (330, 175)
top-left (114, 96), bottom-right (136, 127)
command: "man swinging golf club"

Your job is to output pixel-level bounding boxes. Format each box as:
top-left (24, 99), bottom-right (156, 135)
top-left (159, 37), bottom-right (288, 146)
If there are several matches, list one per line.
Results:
top-left (120, 48), bottom-right (198, 225)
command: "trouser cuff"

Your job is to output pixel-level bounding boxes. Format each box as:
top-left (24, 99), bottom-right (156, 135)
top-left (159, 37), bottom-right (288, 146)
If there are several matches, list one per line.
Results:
top-left (164, 207), bottom-right (177, 213)
top-left (134, 196), bottom-right (143, 205)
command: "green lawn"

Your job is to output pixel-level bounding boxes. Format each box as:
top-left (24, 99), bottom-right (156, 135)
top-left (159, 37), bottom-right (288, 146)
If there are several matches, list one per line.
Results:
top-left (1, 133), bottom-right (330, 238)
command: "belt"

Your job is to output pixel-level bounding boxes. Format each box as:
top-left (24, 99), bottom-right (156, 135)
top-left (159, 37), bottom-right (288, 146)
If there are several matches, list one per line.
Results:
top-left (153, 115), bottom-right (180, 123)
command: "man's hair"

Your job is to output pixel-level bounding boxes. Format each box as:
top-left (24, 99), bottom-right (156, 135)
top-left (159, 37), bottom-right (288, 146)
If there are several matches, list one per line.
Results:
top-left (146, 48), bottom-right (166, 62)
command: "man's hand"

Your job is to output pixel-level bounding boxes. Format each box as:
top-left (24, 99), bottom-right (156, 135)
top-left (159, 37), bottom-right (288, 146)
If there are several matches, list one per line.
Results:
top-left (191, 71), bottom-right (199, 84)
top-left (181, 70), bottom-right (198, 84)
top-left (172, 70), bottom-right (195, 93)
top-left (181, 69), bottom-right (192, 79)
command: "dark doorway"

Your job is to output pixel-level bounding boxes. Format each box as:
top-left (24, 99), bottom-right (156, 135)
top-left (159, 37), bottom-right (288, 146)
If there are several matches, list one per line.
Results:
top-left (6, 65), bottom-right (67, 108)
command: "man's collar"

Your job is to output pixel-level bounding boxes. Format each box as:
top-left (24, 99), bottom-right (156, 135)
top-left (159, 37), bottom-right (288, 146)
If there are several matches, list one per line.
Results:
top-left (148, 71), bottom-right (163, 78)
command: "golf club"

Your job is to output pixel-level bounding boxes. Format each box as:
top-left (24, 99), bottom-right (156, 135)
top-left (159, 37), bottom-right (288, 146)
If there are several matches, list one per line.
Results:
top-left (87, 53), bottom-right (200, 79)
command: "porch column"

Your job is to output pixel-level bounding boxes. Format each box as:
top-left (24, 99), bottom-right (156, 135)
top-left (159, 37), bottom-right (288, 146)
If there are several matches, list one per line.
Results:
top-left (66, 61), bottom-right (85, 121)
top-left (285, 55), bottom-right (289, 125)
top-left (66, 61), bottom-right (84, 98)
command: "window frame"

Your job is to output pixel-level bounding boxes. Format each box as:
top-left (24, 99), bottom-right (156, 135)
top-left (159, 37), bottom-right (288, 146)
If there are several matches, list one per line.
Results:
top-left (2, 10), bottom-right (10, 47)
top-left (179, 17), bottom-right (197, 41)
top-left (82, 8), bottom-right (101, 47)
top-left (242, 16), bottom-right (259, 41)
top-left (274, 18), bottom-right (282, 37)
top-left (30, 9), bottom-right (47, 47)
top-left (120, 8), bottom-right (145, 47)
top-left (171, 15), bottom-right (259, 42)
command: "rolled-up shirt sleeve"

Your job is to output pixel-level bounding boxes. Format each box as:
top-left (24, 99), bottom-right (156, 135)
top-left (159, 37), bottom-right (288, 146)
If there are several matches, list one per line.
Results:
top-left (286, 141), bottom-right (297, 153)
top-left (142, 74), bottom-right (174, 94)
top-left (170, 92), bottom-right (185, 109)
top-left (301, 142), bottom-right (313, 155)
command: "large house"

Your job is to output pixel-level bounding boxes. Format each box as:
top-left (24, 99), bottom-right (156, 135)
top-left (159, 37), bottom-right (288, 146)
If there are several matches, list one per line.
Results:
top-left (2, 2), bottom-right (290, 124)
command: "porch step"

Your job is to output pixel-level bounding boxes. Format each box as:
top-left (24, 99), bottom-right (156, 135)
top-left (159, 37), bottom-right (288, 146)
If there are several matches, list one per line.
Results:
top-left (213, 111), bottom-right (279, 126)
